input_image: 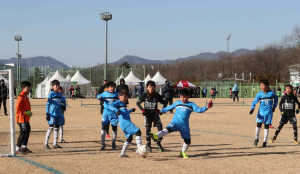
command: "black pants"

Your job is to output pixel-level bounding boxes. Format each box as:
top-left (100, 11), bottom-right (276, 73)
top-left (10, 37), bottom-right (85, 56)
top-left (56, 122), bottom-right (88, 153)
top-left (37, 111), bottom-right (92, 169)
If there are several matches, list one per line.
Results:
top-left (203, 93), bottom-right (206, 98)
top-left (17, 122), bottom-right (31, 147)
top-left (0, 97), bottom-right (7, 114)
top-left (233, 91), bottom-right (239, 102)
top-left (163, 98), bottom-right (173, 113)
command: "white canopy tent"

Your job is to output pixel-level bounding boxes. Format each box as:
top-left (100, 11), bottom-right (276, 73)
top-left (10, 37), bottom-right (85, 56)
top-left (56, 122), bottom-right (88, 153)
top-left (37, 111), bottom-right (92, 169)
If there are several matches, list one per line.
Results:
top-left (45, 70), bottom-right (71, 98)
top-left (70, 70), bottom-right (92, 98)
top-left (151, 71), bottom-right (167, 85)
top-left (35, 76), bottom-right (51, 98)
top-left (115, 73), bottom-right (125, 85)
top-left (0, 75), bottom-right (9, 84)
top-left (143, 74), bottom-right (152, 84)
top-left (65, 74), bottom-right (72, 81)
top-left (124, 71), bottom-right (142, 85)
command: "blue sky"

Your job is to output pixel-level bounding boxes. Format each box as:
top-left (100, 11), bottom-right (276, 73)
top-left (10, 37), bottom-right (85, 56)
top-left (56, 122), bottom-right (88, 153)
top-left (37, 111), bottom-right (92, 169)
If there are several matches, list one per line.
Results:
top-left (0, 0), bottom-right (299, 67)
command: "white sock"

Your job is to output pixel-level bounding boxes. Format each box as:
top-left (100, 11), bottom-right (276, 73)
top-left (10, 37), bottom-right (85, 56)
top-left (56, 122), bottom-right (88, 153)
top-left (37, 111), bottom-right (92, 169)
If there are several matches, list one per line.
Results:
top-left (264, 129), bottom-right (269, 142)
top-left (22, 145), bottom-right (27, 148)
top-left (112, 131), bottom-right (117, 144)
top-left (255, 127), bottom-right (260, 140)
top-left (157, 129), bottom-right (169, 138)
top-left (121, 141), bottom-right (130, 155)
top-left (45, 127), bottom-right (53, 145)
top-left (53, 128), bottom-right (59, 145)
top-left (136, 136), bottom-right (142, 149)
top-left (182, 143), bottom-right (190, 152)
top-left (16, 147), bottom-right (20, 151)
top-left (59, 126), bottom-right (63, 141)
top-left (101, 130), bottom-right (106, 145)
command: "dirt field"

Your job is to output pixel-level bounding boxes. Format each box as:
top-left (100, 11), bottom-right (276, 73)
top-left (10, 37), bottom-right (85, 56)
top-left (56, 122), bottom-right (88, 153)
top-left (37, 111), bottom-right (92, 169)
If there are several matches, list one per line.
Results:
top-left (1, 97), bottom-right (300, 174)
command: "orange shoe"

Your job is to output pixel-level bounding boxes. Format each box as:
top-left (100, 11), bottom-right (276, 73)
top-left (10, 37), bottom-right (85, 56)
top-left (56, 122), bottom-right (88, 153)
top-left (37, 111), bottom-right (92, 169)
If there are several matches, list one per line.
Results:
top-left (269, 125), bottom-right (274, 128)
top-left (106, 134), bottom-right (111, 138)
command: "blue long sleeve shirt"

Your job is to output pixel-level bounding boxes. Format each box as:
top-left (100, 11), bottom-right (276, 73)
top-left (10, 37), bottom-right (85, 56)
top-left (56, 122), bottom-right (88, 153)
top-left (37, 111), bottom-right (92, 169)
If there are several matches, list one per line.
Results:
top-left (251, 91), bottom-right (278, 117)
top-left (46, 91), bottom-right (62, 117)
top-left (97, 91), bottom-right (119, 115)
top-left (108, 100), bottom-right (133, 130)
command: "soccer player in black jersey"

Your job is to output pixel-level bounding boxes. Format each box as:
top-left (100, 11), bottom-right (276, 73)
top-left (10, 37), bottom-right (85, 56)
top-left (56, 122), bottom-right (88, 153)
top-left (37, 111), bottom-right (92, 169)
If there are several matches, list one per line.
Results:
top-left (136, 80), bottom-right (167, 153)
top-left (270, 84), bottom-right (300, 144)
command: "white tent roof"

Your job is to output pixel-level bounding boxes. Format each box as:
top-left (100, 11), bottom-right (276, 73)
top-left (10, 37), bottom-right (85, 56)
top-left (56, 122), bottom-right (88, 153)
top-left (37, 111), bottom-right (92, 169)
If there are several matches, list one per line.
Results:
top-left (38, 76), bottom-right (51, 85)
top-left (46, 70), bottom-right (70, 83)
top-left (151, 71), bottom-right (167, 85)
top-left (144, 74), bottom-right (152, 83)
top-left (124, 71), bottom-right (142, 85)
top-left (0, 75), bottom-right (9, 84)
top-left (65, 74), bottom-right (72, 81)
top-left (70, 71), bottom-right (91, 84)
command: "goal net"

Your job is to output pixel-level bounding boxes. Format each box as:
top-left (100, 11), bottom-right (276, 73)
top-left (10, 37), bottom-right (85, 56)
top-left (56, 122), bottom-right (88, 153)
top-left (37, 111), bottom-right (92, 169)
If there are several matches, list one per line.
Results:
top-left (0, 69), bottom-right (15, 157)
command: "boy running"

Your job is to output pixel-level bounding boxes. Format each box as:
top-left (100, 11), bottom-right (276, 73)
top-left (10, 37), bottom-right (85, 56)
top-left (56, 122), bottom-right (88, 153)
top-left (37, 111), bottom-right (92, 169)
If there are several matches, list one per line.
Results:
top-left (250, 79), bottom-right (278, 147)
top-left (59, 86), bottom-right (67, 143)
top-left (136, 80), bottom-right (166, 153)
top-left (108, 90), bottom-right (145, 158)
top-left (149, 88), bottom-right (213, 158)
top-left (270, 84), bottom-right (300, 144)
top-left (44, 80), bottom-right (63, 149)
top-left (16, 81), bottom-right (33, 154)
top-left (97, 82), bottom-right (119, 150)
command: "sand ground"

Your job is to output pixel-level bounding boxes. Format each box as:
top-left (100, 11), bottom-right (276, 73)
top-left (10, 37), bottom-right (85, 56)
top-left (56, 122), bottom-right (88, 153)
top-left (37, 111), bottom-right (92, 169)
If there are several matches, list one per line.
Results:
top-left (0, 97), bottom-right (300, 174)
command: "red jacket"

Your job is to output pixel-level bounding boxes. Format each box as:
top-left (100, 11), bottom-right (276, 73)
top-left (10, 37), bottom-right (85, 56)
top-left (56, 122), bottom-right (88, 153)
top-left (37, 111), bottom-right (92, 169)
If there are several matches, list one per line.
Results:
top-left (16, 91), bottom-right (31, 123)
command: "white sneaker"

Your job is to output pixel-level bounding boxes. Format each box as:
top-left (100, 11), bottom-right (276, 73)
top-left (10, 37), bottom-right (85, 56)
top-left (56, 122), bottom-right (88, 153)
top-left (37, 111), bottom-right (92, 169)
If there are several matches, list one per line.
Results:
top-left (119, 153), bottom-right (129, 158)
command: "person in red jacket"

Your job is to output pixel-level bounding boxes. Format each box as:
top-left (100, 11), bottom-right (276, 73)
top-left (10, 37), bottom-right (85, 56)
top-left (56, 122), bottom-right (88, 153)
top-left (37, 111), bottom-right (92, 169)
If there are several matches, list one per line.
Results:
top-left (211, 88), bottom-right (215, 100)
top-left (16, 81), bottom-right (33, 154)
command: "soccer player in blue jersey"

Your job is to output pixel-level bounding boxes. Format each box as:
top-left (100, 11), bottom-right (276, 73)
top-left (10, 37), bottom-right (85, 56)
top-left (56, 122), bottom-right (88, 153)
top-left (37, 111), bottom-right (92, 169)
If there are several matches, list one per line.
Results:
top-left (44, 80), bottom-right (63, 149)
top-left (58, 86), bottom-right (66, 143)
top-left (149, 88), bottom-right (213, 158)
top-left (97, 82), bottom-right (119, 150)
top-left (108, 90), bottom-right (145, 158)
top-left (250, 79), bottom-right (278, 147)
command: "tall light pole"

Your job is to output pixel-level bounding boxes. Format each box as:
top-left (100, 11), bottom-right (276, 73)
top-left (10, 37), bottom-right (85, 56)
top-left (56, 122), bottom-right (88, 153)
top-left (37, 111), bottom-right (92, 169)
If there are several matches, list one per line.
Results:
top-left (100, 12), bottom-right (112, 80)
top-left (226, 34), bottom-right (231, 58)
top-left (14, 35), bottom-right (22, 91)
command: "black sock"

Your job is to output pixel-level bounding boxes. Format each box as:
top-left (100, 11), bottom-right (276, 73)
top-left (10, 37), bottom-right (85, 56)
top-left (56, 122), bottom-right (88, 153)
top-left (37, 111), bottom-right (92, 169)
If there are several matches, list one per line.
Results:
top-left (274, 123), bottom-right (284, 138)
top-left (293, 123), bottom-right (298, 141)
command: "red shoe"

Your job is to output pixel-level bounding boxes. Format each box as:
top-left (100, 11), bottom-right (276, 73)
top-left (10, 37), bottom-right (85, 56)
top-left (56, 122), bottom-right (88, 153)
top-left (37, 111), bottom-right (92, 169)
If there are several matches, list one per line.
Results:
top-left (269, 125), bottom-right (274, 128)
top-left (106, 134), bottom-right (111, 138)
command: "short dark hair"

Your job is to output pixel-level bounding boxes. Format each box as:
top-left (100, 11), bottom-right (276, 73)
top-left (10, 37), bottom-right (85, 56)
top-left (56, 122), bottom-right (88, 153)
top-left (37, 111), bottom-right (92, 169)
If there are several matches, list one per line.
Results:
top-left (119, 90), bottom-right (128, 96)
top-left (107, 81), bottom-right (116, 88)
top-left (21, 81), bottom-right (31, 88)
top-left (260, 79), bottom-right (269, 86)
top-left (51, 79), bottom-right (60, 86)
top-left (146, 80), bottom-right (156, 87)
top-left (286, 84), bottom-right (293, 90)
top-left (0, 79), bottom-right (4, 83)
top-left (180, 88), bottom-right (189, 96)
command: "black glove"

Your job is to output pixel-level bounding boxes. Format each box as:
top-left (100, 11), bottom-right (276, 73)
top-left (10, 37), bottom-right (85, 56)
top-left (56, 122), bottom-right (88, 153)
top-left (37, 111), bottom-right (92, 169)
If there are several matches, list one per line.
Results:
top-left (142, 110), bottom-right (146, 116)
top-left (249, 109), bottom-right (254, 115)
top-left (272, 108), bottom-right (275, 113)
top-left (61, 106), bottom-right (66, 112)
top-left (132, 108), bottom-right (136, 112)
top-left (116, 111), bottom-right (121, 116)
top-left (46, 113), bottom-right (50, 121)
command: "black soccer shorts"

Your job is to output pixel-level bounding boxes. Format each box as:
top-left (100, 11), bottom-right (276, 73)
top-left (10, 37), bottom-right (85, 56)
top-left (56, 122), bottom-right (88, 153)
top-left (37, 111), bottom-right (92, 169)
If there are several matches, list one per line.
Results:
top-left (279, 116), bottom-right (297, 124)
top-left (144, 114), bottom-right (162, 127)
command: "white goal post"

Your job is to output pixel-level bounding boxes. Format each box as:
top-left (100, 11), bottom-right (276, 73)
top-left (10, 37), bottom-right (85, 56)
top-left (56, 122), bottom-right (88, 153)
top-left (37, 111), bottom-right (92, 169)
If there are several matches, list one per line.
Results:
top-left (0, 69), bottom-right (15, 157)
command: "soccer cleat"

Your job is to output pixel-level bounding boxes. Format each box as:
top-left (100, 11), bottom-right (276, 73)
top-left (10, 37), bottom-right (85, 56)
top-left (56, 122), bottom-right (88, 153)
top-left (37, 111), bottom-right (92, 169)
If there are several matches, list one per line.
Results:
top-left (254, 139), bottom-right (259, 147)
top-left (148, 145), bottom-right (152, 153)
top-left (294, 140), bottom-right (299, 144)
top-left (60, 139), bottom-right (66, 143)
top-left (262, 142), bottom-right (267, 147)
top-left (101, 144), bottom-right (106, 150)
top-left (269, 125), bottom-right (274, 129)
top-left (112, 143), bottom-right (116, 150)
top-left (136, 150), bottom-right (146, 158)
top-left (53, 144), bottom-right (62, 149)
top-left (4, 113), bottom-right (8, 116)
top-left (269, 137), bottom-right (276, 143)
top-left (106, 134), bottom-right (111, 138)
top-left (180, 151), bottom-right (189, 158)
top-left (149, 132), bottom-right (158, 142)
top-left (21, 147), bottom-right (33, 153)
top-left (119, 154), bottom-right (129, 158)
top-left (16, 149), bottom-right (26, 154)
top-left (44, 144), bottom-right (51, 149)
top-left (156, 143), bottom-right (164, 152)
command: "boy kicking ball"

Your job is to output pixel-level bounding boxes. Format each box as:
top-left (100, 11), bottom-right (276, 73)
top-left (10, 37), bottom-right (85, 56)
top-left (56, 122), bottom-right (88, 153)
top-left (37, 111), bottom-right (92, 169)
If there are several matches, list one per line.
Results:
top-left (270, 84), bottom-right (300, 144)
top-left (108, 90), bottom-right (145, 158)
top-left (250, 79), bottom-right (278, 147)
top-left (149, 88), bottom-right (213, 158)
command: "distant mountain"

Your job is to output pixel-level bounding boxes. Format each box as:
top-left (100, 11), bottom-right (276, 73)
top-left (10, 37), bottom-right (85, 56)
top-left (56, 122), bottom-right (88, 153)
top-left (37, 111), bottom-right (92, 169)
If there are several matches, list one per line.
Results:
top-left (111, 48), bottom-right (254, 65)
top-left (0, 56), bottom-right (69, 68)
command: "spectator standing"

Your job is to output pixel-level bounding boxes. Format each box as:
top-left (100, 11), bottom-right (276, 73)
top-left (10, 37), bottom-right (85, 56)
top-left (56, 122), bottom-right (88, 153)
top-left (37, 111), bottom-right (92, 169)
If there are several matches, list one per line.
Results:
top-left (232, 84), bottom-right (239, 102)
top-left (162, 80), bottom-right (174, 113)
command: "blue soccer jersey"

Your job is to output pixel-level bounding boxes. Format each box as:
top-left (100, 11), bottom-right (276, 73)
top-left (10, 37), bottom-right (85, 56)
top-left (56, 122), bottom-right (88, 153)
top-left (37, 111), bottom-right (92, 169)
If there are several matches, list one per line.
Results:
top-left (97, 91), bottom-right (119, 116)
top-left (108, 100), bottom-right (140, 138)
top-left (251, 91), bottom-right (278, 124)
top-left (46, 91), bottom-right (63, 125)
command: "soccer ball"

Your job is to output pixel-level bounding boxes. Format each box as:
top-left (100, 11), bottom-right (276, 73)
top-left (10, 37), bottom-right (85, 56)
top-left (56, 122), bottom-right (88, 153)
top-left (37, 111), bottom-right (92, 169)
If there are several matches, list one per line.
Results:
top-left (138, 144), bottom-right (150, 156)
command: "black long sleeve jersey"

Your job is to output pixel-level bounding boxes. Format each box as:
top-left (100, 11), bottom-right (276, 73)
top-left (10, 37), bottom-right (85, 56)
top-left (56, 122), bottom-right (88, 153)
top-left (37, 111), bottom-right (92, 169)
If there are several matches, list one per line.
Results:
top-left (136, 92), bottom-right (166, 117)
top-left (279, 94), bottom-right (300, 116)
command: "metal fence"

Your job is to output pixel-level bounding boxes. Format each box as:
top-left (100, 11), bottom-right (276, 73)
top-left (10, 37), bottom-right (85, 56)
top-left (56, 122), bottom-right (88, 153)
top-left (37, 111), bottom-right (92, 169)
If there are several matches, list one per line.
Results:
top-left (193, 81), bottom-right (288, 98)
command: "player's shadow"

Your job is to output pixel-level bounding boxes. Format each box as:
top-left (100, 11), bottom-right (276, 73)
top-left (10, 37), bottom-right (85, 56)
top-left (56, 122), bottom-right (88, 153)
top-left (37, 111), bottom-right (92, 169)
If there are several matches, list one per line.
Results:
top-left (170, 144), bottom-right (231, 148)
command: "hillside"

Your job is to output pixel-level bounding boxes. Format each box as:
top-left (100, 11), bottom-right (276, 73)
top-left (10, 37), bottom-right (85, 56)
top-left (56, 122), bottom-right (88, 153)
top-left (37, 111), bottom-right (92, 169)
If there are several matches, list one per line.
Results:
top-left (0, 56), bottom-right (69, 68)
